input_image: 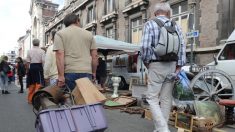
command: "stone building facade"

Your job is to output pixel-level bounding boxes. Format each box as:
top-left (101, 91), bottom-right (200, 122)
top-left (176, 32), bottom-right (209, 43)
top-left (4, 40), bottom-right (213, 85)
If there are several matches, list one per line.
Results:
top-left (17, 30), bottom-right (31, 59)
top-left (44, 0), bottom-right (235, 65)
top-left (29, 0), bottom-right (59, 47)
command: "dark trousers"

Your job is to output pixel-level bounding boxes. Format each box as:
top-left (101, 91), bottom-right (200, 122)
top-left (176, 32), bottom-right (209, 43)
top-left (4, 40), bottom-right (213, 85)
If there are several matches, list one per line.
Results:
top-left (18, 76), bottom-right (23, 92)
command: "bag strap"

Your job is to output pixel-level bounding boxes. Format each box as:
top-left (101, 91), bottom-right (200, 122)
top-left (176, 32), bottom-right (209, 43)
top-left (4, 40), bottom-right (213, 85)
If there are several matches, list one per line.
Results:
top-left (151, 18), bottom-right (163, 49)
top-left (152, 18), bottom-right (165, 28)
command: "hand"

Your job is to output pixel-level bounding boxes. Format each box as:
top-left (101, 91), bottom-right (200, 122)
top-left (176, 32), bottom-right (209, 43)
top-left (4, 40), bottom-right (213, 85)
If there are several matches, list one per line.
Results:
top-left (175, 66), bottom-right (181, 74)
top-left (57, 76), bottom-right (65, 87)
top-left (45, 78), bottom-right (50, 85)
top-left (144, 63), bottom-right (149, 69)
top-left (92, 73), bottom-right (96, 82)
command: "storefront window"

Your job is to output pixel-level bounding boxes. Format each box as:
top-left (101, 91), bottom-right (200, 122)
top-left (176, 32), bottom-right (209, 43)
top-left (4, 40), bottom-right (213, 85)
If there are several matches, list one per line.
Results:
top-left (127, 54), bottom-right (138, 73)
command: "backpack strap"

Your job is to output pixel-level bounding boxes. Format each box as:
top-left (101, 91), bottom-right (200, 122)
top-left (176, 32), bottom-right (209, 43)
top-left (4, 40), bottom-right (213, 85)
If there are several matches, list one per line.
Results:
top-left (151, 18), bottom-right (164, 49)
top-left (152, 18), bottom-right (165, 28)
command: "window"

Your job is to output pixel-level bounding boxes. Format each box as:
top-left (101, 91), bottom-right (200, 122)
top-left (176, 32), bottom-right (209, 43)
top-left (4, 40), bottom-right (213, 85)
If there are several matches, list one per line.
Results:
top-left (127, 54), bottom-right (138, 73)
top-left (171, 1), bottom-right (190, 44)
top-left (88, 6), bottom-right (94, 23)
top-left (219, 44), bottom-right (235, 60)
top-left (106, 27), bottom-right (114, 39)
top-left (131, 17), bottom-right (142, 44)
top-left (106, 0), bottom-right (113, 14)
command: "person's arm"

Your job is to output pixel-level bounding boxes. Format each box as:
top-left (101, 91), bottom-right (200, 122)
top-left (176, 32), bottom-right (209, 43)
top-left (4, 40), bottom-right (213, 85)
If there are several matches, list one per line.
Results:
top-left (26, 50), bottom-right (31, 74)
top-left (140, 21), bottom-right (154, 68)
top-left (53, 33), bottom-right (65, 87)
top-left (55, 50), bottom-right (65, 87)
top-left (44, 46), bottom-right (53, 79)
top-left (91, 49), bottom-right (98, 80)
top-left (175, 25), bottom-right (186, 73)
top-left (90, 36), bottom-right (98, 80)
top-left (42, 51), bottom-right (46, 66)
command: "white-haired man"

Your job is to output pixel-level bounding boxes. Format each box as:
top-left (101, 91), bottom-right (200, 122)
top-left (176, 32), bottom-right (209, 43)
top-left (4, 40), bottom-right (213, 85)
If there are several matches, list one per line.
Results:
top-left (140, 2), bottom-right (186, 132)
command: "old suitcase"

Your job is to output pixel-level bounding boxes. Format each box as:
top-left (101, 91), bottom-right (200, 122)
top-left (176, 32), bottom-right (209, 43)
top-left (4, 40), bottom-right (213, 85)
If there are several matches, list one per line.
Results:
top-left (36, 103), bottom-right (107, 132)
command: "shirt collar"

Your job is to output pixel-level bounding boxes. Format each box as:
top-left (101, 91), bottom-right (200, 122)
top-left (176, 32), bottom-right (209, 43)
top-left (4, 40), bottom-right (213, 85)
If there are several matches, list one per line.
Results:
top-left (156, 15), bottom-right (170, 20)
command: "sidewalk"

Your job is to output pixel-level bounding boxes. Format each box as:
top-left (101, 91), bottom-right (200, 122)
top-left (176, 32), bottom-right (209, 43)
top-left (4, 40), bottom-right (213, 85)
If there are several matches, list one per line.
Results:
top-left (0, 83), bottom-right (234, 132)
top-left (0, 83), bottom-right (172, 132)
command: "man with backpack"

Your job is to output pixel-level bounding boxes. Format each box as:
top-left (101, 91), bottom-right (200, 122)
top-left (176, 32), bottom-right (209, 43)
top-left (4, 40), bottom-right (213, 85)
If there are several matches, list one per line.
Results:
top-left (140, 2), bottom-right (186, 132)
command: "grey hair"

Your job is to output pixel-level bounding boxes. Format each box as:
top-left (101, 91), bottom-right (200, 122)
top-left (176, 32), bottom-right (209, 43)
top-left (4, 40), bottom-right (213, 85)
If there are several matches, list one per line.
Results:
top-left (154, 2), bottom-right (172, 14)
top-left (32, 39), bottom-right (40, 46)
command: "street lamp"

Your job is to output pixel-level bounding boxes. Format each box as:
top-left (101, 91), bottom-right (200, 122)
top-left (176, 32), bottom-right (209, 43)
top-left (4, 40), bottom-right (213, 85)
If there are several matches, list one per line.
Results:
top-left (188, 0), bottom-right (196, 72)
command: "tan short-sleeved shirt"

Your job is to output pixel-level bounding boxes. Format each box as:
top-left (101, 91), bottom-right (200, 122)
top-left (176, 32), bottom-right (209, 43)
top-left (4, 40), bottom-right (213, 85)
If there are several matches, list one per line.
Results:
top-left (53, 25), bottom-right (96, 74)
top-left (27, 46), bottom-right (45, 64)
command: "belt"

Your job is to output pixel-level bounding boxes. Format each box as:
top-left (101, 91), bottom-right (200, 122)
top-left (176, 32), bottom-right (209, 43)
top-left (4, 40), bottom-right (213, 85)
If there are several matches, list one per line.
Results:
top-left (149, 60), bottom-right (162, 63)
top-left (149, 60), bottom-right (177, 63)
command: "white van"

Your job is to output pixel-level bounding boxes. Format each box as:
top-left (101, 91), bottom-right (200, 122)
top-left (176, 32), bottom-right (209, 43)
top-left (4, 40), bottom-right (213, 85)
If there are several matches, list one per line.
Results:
top-left (208, 29), bottom-right (235, 81)
top-left (189, 30), bottom-right (235, 100)
top-left (94, 35), bottom-right (145, 89)
top-left (111, 53), bottom-right (148, 89)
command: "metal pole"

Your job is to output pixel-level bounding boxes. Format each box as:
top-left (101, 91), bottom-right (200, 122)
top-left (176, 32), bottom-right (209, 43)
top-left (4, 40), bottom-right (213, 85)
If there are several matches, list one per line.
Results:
top-left (190, 4), bottom-right (196, 72)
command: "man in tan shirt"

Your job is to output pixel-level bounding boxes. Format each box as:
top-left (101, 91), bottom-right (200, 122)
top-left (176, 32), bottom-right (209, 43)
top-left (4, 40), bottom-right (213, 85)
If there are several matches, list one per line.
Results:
top-left (53, 13), bottom-right (98, 90)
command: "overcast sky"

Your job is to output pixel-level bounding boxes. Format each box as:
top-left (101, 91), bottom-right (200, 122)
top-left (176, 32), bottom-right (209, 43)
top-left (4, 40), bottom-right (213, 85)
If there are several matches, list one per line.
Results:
top-left (0, 0), bottom-right (64, 55)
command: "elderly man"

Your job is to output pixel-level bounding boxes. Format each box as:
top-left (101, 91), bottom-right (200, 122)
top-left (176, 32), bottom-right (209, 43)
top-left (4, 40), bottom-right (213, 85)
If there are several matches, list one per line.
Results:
top-left (140, 2), bottom-right (186, 132)
top-left (26, 39), bottom-right (45, 103)
top-left (54, 13), bottom-right (97, 90)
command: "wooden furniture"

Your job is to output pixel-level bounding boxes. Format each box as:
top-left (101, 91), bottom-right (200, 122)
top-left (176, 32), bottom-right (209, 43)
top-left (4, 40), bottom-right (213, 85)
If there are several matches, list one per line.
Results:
top-left (219, 99), bottom-right (235, 125)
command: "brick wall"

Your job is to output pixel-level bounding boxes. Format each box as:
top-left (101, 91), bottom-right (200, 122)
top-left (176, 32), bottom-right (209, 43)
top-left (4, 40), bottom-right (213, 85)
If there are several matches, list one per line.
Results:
top-left (199, 0), bottom-right (219, 48)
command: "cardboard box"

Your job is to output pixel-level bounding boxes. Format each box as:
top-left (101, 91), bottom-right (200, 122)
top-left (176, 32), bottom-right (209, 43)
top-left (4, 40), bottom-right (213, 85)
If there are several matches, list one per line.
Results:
top-left (72, 78), bottom-right (107, 105)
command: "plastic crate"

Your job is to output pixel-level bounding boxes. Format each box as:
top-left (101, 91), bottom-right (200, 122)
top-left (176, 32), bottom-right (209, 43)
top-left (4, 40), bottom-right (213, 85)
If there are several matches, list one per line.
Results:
top-left (36, 103), bottom-right (107, 132)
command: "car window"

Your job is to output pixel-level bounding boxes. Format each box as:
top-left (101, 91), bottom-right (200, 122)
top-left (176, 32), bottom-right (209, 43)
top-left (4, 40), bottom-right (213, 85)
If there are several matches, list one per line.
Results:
top-left (219, 43), bottom-right (235, 60)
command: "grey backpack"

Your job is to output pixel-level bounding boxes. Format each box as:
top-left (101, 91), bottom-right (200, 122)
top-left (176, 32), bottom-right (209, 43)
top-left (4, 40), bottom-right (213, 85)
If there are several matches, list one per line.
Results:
top-left (151, 18), bottom-right (180, 61)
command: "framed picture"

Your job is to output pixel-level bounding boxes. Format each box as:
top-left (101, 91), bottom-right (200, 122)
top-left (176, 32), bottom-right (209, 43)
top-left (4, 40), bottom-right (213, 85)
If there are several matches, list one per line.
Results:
top-left (175, 113), bottom-right (193, 132)
top-left (129, 77), bottom-right (139, 91)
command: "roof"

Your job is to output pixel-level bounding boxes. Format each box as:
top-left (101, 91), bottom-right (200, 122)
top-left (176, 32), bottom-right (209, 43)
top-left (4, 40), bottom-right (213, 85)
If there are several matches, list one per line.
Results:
top-left (94, 35), bottom-right (140, 54)
top-left (227, 29), bottom-right (235, 42)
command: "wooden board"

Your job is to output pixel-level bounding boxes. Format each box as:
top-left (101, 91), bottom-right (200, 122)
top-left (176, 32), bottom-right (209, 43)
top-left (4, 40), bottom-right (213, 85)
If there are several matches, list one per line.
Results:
top-left (175, 113), bottom-right (193, 132)
top-left (72, 78), bottom-right (107, 105)
top-left (144, 109), bottom-right (153, 120)
top-left (113, 96), bottom-right (136, 105)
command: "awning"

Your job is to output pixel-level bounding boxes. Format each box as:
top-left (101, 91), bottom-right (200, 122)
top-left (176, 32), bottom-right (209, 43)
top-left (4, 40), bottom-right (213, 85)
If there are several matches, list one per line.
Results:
top-left (94, 35), bottom-right (140, 55)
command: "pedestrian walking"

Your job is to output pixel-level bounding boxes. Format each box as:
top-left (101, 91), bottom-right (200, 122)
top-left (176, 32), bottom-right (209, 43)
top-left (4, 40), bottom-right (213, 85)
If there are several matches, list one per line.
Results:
top-left (0, 56), bottom-right (11, 94)
top-left (44, 31), bottom-right (58, 85)
top-left (26, 39), bottom-right (45, 103)
top-left (53, 13), bottom-right (98, 90)
top-left (16, 57), bottom-right (26, 93)
top-left (140, 2), bottom-right (186, 132)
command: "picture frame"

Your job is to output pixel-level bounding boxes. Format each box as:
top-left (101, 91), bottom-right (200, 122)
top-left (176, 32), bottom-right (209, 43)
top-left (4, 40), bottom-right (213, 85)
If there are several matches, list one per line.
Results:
top-left (175, 113), bottom-right (193, 132)
top-left (129, 77), bottom-right (139, 91)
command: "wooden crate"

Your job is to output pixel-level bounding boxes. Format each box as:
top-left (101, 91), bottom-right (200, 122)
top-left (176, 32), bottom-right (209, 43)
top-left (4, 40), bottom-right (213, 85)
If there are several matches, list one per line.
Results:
top-left (168, 112), bottom-right (217, 131)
